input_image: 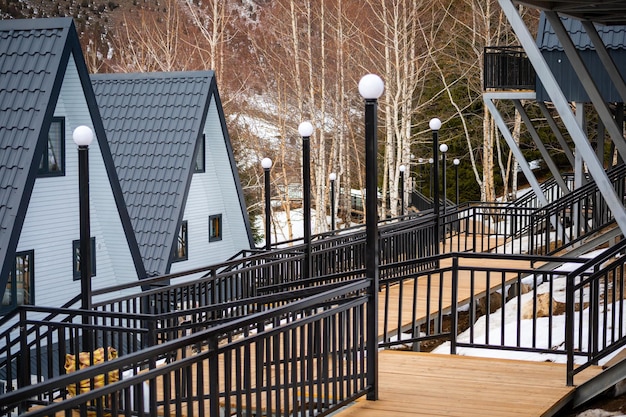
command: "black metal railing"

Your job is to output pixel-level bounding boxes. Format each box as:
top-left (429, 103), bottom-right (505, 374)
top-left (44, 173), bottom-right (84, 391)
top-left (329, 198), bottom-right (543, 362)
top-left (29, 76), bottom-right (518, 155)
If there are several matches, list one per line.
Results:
top-left (3, 163), bottom-right (625, 410)
top-left (434, 164), bottom-right (626, 257)
top-left (566, 237), bottom-right (626, 385)
top-left (0, 279), bottom-right (370, 394)
top-left (527, 164), bottom-right (626, 255)
top-left (484, 46), bottom-right (536, 90)
top-left (0, 306), bottom-right (154, 392)
top-left (56, 215), bottom-right (436, 320)
top-left (436, 203), bottom-right (536, 254)
top-left (4, 244), bottom-right (626, 414)
top-left (377, 252), bottom-right (587, 354)
top-left (70, 164), bottom-right (626, 321)
top-left (1, 280), bottom-right (370, 417)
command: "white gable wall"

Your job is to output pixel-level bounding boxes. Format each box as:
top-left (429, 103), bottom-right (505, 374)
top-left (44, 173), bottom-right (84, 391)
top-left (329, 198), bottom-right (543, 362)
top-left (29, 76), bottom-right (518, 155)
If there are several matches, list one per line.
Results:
top-left (16, 55), bottom-right (139, 308)
top-left (170, 94), bottom-right (251, 275)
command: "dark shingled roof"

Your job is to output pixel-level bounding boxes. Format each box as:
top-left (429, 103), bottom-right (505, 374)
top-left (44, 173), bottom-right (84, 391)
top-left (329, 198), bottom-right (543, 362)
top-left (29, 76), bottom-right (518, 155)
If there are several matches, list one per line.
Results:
top-left (91, 71), bottom-right (215, 277)
top-left (535, 13), bottom-right (626, 102)
top-left (0, 18), bottom-right (146, 296)
top-left (516, 1), bottom-right (626, 25)
top-left (0, 18), bottom-right (73, 295)
top-left (537, 13), bottom-right (626, 51)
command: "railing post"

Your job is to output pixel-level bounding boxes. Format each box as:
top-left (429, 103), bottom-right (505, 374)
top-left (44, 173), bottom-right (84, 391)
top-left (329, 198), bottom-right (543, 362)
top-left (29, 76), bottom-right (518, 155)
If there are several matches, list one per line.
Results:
top-left (565, 270), bottom-right (575, 386)
top-left (147, 320), bottom-right (158, 416)
top-left (208, 335), bottom-right (220, 417)
top-left (18, 308), bottom-right (29, 414)
top-left (451, 256), bottom-right (459, 355)
top-left (591, 267), bottom-right (600, 365)
top-left (472, 208), bottom-right (477, 252)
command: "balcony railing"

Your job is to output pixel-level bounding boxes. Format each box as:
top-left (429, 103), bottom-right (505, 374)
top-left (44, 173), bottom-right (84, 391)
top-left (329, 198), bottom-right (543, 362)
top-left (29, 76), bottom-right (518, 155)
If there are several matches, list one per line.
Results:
top-left (484, 46), bottom-right (536, 90)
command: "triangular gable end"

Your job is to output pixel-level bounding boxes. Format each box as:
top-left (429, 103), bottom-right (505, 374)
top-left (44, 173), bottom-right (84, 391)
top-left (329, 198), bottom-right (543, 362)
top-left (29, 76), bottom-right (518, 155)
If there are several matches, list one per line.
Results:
top-left (92, 71), bottom-right (254, 278)
top-left (0, 18), bottom-right (146, 305)
top-left (206, 76), bottom-right (255, 250)
top-left (0, 18), bottom-right (74, 298)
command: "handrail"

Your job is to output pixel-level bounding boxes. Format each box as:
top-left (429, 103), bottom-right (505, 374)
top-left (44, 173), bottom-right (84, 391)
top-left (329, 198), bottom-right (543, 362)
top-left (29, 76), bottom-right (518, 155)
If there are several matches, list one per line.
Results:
top-left (566, 236), bottom-right (626, 385)
top-left (1, 279), bottom-right (371, 417)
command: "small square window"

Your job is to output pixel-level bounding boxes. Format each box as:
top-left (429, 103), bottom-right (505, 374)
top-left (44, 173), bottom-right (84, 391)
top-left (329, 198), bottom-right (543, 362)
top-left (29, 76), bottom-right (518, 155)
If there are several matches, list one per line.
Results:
top-left (194, 134), bottom-right (205, 173)
top-left (38, 117), bottom-right (65, 177)
top-left (209, 214), bottom-right (222, 242)
top-left (1, 250), bottom-right (34, 309)
top-left (73, 238), bottom-right (96, 281)
top-left (173, 221), bottom-right (188, 262)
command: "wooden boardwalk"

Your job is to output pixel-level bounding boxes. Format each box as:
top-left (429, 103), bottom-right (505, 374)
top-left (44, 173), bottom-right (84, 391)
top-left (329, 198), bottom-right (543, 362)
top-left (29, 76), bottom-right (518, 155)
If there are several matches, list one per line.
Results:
top-left (346, 237), bottom-right (602, 417)
top-left (336, 351), bottom-right (603, 417)
top-left (164, 238), bottom-right (591, 417)
top-left (163, 235), bottom-right (598, 417)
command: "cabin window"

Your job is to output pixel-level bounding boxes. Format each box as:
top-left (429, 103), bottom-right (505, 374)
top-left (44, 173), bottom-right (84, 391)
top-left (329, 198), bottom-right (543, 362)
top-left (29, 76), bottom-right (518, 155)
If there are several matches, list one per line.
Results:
top-left (194, 134), bottom-right (205, 173)
top-left (1, 250), bottom-right (34, 309)
top-left (173, 221), bottom-right (188, 262)
top-left (38, 117), bottom-right (65, 177)
top-left (209, 214), bottom-right (222, 242)
top-left (72, 238), bottom-right (96, 280)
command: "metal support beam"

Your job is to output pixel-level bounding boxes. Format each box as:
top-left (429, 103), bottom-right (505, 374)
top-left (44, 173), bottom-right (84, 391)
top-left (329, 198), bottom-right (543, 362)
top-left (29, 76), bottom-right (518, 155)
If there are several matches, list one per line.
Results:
top-left (537, 102), bottom-right (576, 168)
top-left (513, 99), bottom-right (570, 193)
top-left (498, 0), bottom-right (626, 235)
top-left (574, 103), bottom-right (585, 191)
top-left (486, 95), bottom-right (569, 241)
top-left (484, 94), bottom-right (548, 206)
top-left (572, 358), bottom-right (626, 408)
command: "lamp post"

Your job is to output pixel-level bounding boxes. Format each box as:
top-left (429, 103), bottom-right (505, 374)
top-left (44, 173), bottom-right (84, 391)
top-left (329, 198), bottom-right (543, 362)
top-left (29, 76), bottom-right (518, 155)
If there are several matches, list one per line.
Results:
top-left (262, 157), bottom-right (273, 250)
top-left (453, 158), bottom-right (460, 206)
top-left (430, 118), bottom-right (442, 256)
top-left (73, 125), bottom-right (93, 352)
top-left (428, 158), bottom-right (434, 198)
top-left (359, 73), bottom-right (384, 401)
top-left (439, 143), bottom-right (448, 252)
top-left (439, 143), bottom-right (448, 220)
top-left (299, 121), bottom-right (314, 280)
top-left (399, 164), bottom-right (406, 216)
top-left (329, 172), bottom-right (337, 231)
top-left (417, 157), bottom-right (424, 193)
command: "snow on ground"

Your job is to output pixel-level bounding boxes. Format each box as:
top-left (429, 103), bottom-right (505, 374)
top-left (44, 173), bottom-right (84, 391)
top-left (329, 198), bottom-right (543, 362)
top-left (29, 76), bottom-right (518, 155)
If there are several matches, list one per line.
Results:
top-left (432, 248), bottom-right (626, 368)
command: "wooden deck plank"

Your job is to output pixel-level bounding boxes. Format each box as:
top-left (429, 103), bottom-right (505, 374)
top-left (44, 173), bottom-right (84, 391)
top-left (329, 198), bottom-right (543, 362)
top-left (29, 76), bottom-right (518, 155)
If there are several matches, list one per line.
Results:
top-left (335, 351), bottom-right (603, 417)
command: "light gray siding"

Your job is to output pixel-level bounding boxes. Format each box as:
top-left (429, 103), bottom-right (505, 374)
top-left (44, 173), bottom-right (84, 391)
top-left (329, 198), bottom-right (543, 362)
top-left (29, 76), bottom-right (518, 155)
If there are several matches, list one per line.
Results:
top-left (169, 94), bottom-right (251, 275)
top-left (16, 56), bottom-right (138, 307)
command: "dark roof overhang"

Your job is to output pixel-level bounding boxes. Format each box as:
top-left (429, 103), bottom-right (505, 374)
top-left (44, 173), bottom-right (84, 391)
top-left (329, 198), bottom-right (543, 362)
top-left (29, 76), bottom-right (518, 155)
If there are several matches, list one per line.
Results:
top-left (515, 1), bottom-right (626, 25)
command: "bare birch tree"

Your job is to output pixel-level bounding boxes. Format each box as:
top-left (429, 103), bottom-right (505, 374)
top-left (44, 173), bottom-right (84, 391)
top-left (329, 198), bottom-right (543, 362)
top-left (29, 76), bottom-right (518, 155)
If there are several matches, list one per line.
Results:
top-left (358, 0), bottom-right (432, 217)
top-left (180, 0), bottom-right (237, 83)
top-left (107, 0), bottom-right (199, 72)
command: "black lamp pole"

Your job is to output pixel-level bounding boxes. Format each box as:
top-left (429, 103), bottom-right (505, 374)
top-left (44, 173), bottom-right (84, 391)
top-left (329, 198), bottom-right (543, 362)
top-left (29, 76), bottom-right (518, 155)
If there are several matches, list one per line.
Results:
top-left (454, 158), bottom-right (460, 206)
top-left (73, 125), bottom-right (94, 352)
top-left (428, 158), bottom-right (434, 198)
top-left (440, 144), bottom-right (448, 222)
top-left (262, 158), bottom-right (272, 250)
top-left (430, 118), bottom-right (441, 256)
top-left (440, 143), bottom-right (448, 252)
top-left (399, 165), bottom-right (405, 216)
top-left (359, 73), bottom-right (384, 401)
top-left (329, 172), bottom-right (336, 231)
top-left (299, 122), bottom-right (313, 280)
